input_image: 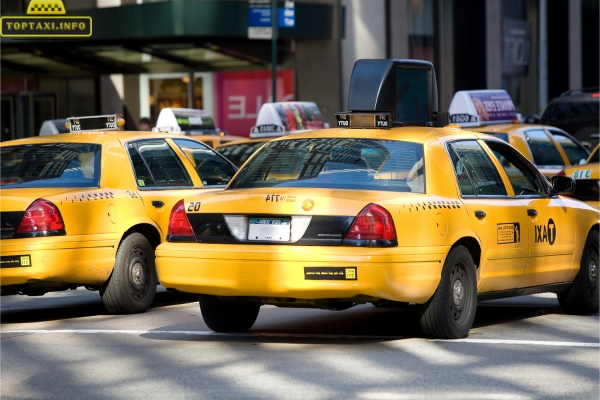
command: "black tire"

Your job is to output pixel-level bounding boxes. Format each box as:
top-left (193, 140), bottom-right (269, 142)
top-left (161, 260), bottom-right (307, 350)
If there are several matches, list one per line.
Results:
top-left (557, 230), bottom-right (599, 314)
top-left (199, 295), bottom-right (260, 332)
top-left (418, 245), bottom-right (477, 339)
top-left (100, 233), bottom-right (157, 314)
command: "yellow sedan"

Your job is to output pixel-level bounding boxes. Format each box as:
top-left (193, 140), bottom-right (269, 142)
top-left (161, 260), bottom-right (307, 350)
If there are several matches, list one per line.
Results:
top-left (558, 144), bottom-right (600, 208)
top-left (0, 115), bottom-right (237, 313)
top-left (156, 60), bottom-right (599, 339)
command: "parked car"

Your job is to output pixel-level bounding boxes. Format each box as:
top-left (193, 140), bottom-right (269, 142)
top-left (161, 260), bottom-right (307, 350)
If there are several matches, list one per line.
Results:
top-left (449, 90), bottom-right (590, 178)
top-left (540, 87), bottom-right (600, 149)
top-left (155, 60), bottom-right (599, 339)
top-left (558, 144), bottom-right (600, 209)
top-left (0, 114), bottom-right (237, 313)
top-left (216, 102), bottom-right (329, 167)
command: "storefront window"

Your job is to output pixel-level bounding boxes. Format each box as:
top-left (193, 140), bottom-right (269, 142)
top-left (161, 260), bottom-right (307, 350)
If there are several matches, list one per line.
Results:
top-left (408, 0), bottom-right (434, 62)
top-left (149, 76), bottom-right (203, 125)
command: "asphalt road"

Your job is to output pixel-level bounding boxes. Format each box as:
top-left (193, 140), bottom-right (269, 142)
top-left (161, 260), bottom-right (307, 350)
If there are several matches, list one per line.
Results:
top-left (1, 287), bottom-right (598, 399)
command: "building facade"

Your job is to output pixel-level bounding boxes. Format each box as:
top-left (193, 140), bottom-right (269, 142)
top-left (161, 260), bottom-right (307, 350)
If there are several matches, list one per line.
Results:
top-left (1, 0), bottom-right (597, 139)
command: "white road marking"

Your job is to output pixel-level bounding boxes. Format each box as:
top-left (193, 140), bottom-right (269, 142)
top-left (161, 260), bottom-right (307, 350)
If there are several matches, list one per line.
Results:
top-left (432, 338), bottom-right (600, 347)
top-left (1, 329), bottom-right (599, 347)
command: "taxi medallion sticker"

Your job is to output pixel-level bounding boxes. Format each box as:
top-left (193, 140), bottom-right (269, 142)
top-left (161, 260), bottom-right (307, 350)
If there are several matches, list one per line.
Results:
top-left (0, 255), bottom-right (32, 268)
top-left (304, 267), bottom-right (357, 280)
top-left (497, 223), bottom-right (521, 244)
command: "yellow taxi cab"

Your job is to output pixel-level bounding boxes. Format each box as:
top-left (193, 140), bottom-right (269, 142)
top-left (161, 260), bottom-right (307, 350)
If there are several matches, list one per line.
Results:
top-left (198, 134), bottom-right (246, 149)
top-left (155, 60), bottom-right (599, 339)
top-left (0, 114), bottom-right (237, 313)
top-left (449, 90), bottom-right (590, 178)
top-left (216, 101), bottom-right (328, 167)
top-left (558, 144), bottom-right (600, 208)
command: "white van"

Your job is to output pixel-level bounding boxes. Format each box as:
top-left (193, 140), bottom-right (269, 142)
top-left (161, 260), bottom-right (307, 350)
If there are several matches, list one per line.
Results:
top-left (249, 101), bottom-right (329, 138)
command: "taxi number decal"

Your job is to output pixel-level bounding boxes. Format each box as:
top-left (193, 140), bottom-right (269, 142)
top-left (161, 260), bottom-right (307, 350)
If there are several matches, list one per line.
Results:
top-left (265, 194), bottom-right (296, 203)
top-left (573, 170), bottom-right (592, 179)
top-left (497, 223), bottom-right (521, 244)
top-left (534, 218), bottom-right (556, 245)
top-left (0, 255), bottom-right (32, 268)
top-left (188, 201), bottom-right (201, 212)
top-left (304, 267), bottom-right (357, 280)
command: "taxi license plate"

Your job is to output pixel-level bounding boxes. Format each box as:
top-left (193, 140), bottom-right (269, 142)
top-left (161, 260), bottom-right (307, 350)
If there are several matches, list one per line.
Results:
top-left (248, 218), bottom-right (290, 241)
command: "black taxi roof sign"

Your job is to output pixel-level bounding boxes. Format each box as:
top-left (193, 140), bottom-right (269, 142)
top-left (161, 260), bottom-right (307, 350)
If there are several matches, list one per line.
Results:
top-left (336, 59), bottom-right (448, 129)
top-left (67, 115), bottom-right (125, 132)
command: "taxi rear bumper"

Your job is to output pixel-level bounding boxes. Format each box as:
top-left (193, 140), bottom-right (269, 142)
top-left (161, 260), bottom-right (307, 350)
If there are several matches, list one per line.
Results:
top-left (1, 236), bottom-right (118, 286)
top-left (155, 242), bottom-right (450, 304)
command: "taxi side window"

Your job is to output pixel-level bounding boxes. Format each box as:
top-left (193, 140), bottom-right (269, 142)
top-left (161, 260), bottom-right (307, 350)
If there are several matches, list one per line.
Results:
top-left (128, 139), bottom-right (193, 188)
top-left (128, 144), bottom-right (156, 188)
top-left (549, 130), bottom-right (589, 165)
top-left (173, 139), bottom-right (237, 186)
top-left (523, 130), bottom-right (565, 166)
top-left (484, 140), bottom-right (546, 197)
top-left (448, 141), bottom-right (507, 196)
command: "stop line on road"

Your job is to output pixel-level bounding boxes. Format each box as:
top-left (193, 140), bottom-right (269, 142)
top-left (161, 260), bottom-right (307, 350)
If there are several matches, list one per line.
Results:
top-left (2, 329), bottom-right (599, 347)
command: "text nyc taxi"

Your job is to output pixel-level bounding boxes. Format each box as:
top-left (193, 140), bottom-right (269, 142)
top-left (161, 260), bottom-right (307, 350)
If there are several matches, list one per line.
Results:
top-left (155, 60), bottom-right (599, 339)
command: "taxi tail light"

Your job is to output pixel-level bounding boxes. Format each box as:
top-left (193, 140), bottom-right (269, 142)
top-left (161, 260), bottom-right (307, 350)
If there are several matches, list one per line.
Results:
top-left (168, 200), bottom-right (195, 238)
top-left (15, 199), bottom-right (66, 237)
top-left (342, 203), bottom-right (397, 247)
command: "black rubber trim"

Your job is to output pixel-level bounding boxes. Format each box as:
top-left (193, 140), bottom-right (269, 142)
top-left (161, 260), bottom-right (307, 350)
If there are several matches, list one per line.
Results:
top-left (477, 282), bottom-right (572, 302)
top-left (12, 229), bottom-right (66, 239)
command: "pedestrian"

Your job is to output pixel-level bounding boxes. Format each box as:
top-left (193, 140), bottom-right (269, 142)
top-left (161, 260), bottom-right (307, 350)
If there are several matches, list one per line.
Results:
top-left (138, 117), bottom-right (152, 131)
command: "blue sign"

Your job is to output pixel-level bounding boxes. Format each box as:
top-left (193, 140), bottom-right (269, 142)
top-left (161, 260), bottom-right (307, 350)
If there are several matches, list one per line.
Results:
top-left (278, 7), bottom-right (295, 27)
top-left (248, 7), bottom-right (271, 27)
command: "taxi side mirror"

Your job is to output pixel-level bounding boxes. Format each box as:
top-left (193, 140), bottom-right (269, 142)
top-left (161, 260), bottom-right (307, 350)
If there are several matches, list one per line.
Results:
top-left (551, 175), bottom-right (576, 195)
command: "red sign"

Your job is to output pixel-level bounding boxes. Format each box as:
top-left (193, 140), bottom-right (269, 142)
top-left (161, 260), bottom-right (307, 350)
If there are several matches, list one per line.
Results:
top-left (215, 70), bottom-right (295, 136)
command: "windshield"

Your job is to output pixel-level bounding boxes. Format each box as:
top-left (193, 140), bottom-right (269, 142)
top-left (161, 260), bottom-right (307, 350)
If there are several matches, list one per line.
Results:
top-left (228, 138), bottom-right (425, 193)
top-left (0, 143), bottom-right (101, 188)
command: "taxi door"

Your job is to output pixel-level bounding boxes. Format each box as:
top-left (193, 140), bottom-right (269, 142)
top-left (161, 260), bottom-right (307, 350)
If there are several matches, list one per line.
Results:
top-left (518, 197), bottom-right (575, 287)
top-left (448, 140), bottom-right (529, 292)
top-left (481, 139), bottom-right (576, 288)
top-left (125, 138), bottom-right (204, 241)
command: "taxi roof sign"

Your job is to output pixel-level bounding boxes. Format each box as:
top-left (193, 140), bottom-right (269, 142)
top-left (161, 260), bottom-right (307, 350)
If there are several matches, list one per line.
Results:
top-left (448, 90), bottom-right (518, 128)
top-left (249, 102), bottom-right (328, 138)
top-left (27, 0), bottom-right (66, 15)
top-left (346, 59), bottom-right (439, 125)
top-left (67, 114), bottom-right (125, 132)
top-left (152, 108), bottom-right (218, 135)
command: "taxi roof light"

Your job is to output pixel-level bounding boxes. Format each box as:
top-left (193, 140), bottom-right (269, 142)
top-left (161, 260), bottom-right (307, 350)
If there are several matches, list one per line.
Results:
top-left (16, 199), bottom-right (65, 236)
top-left (336, 59), bottom-right (450, 129)
top-left (67, 114), bottom-right (125, 133)
top-left (168, 200), bottom-right (195, 237)
top-left (448, 89), bottom-right (518, 128)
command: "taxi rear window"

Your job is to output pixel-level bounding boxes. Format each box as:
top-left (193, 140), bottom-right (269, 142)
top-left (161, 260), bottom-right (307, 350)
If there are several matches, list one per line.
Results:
top-left (217, 141), bottom-right (267, 167)
top-left (482, 132), bottom-right (509, 142)
top-left (523, 130), bottom-right (565, 166)
top-left (0, 143), bottom-right (101, 188)
top-left (228, 138), bottom-right (425, 193)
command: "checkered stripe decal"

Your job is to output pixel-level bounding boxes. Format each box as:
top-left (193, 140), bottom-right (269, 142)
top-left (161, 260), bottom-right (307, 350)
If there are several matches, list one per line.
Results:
top-left (27, 1), bottom-right (66, 14)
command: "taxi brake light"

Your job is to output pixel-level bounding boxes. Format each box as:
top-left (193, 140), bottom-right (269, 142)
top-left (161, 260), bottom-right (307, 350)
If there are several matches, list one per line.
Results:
top-left (16, 199), bottom-right (65, 236)
top-left (343, 204), bottom-right (397, 245)
top-left (592, 93), bottom-right (600, 98)
top-left (168, 200), bottom-right (195, 237)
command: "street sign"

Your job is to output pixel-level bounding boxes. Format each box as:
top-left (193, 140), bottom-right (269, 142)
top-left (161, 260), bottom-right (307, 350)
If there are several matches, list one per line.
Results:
top-left (247, 0), bottom-right (294, 39)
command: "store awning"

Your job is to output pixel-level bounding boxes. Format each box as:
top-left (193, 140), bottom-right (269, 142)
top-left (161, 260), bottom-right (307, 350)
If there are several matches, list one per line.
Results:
top-left (0, 0), bottom-right (332, 78)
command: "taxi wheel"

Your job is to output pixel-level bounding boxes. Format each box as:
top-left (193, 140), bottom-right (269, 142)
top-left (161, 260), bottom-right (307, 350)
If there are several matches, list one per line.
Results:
top-left (100, 233), bottom-right (157, 314)
top-left (199, 295), bottom-right (260, 332)
top-left (418, 245), bottom-right (477, 339)
top-left (558, 230), bottom-right (599, 315)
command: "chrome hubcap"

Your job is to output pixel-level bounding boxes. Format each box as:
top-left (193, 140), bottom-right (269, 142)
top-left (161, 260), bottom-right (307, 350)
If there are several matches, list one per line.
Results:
top-left (131, 262), bottom-right (144, 287)
top-left (453, 279), bottom-right (464, 306)
top-left (589, 260), bottom-right (597, 284)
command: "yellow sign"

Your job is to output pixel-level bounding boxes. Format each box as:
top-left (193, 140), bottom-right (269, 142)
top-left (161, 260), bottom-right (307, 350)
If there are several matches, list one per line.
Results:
top-left (0, 0), bottom-right (92, 37)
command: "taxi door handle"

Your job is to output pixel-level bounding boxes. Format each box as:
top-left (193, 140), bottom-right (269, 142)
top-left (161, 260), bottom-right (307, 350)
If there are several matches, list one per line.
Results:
top-left (474, 211), bottom-right (486, 219)
top-left (527, 209), bottom-right (538, 217)
top-left (151, 201), bottom-right (165, 208)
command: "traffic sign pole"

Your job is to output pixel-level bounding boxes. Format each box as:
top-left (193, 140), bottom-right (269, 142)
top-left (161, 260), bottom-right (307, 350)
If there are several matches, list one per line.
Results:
top-left (271, 0), bottom-right (278, 102)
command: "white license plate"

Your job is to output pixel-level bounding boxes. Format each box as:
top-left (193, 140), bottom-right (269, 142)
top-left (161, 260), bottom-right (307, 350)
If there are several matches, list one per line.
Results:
top-left (248, 218), bottom-right (290, 241)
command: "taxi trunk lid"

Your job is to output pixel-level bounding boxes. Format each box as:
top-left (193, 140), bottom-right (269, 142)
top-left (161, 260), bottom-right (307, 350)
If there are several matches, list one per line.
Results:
top-left (0, 188), bottom-right (84, 239)
top-left (182, 188), bottom-right (399, 245)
